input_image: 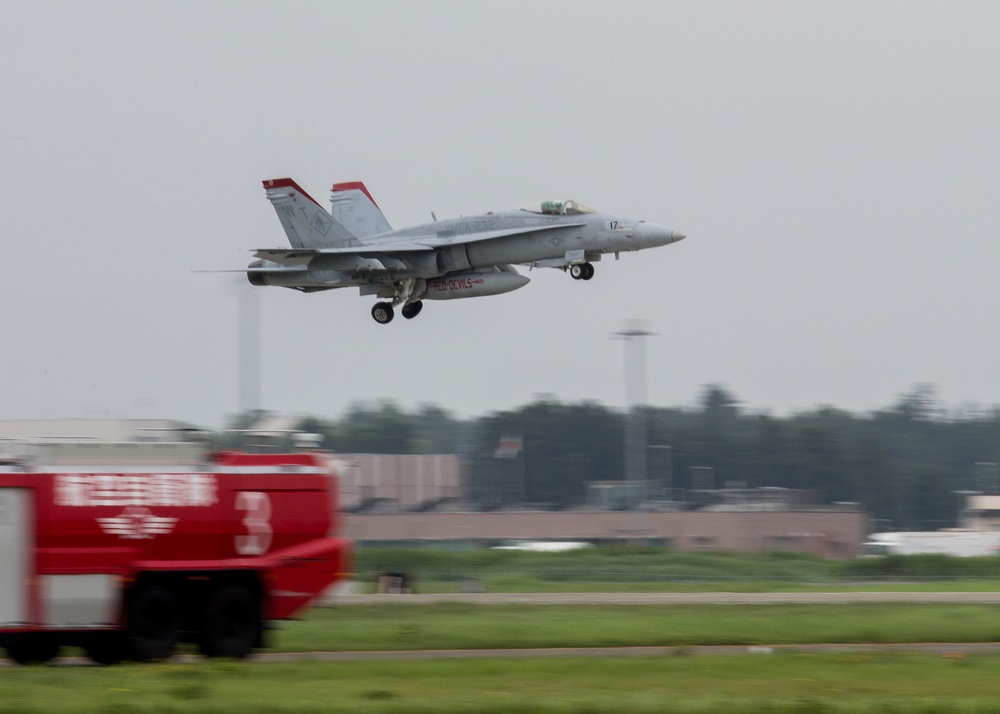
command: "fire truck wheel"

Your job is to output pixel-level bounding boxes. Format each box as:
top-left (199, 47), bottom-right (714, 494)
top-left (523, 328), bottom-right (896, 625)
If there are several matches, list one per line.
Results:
top-left (199, 584), bottom-right (260, 660)
top-left (83, 633), bottom-right (126, 666)
top-left (5, 634), bottom-right (59, 665)
top-left (127, 584), bottom-right (179, 662)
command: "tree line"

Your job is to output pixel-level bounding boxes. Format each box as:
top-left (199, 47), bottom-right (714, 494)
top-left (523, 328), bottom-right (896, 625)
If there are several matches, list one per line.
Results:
top-left (225, 384), bottom-right (1000, 530)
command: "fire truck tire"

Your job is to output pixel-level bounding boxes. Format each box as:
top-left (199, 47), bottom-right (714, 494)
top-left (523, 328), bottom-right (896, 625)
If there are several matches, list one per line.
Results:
top-left (199, 584), bottom-right (260, 660)
top-left (5, 634), bottom-right (60, 665)
top-left (127, 584), bottom-right (179, 662)
top-left (83, 633), bottom-right (126, 666)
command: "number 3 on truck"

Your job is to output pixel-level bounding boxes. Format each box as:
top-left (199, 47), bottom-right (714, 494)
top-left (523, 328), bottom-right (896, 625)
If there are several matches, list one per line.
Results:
top-left (235, 491), bottom-right (272, 555)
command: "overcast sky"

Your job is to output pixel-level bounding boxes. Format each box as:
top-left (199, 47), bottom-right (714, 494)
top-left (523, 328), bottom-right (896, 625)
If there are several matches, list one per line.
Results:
top-left (3, 1), bottom-right (999, 427)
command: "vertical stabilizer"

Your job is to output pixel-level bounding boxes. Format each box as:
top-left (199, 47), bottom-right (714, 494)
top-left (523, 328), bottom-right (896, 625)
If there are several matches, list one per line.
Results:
top-left (330, 182), bottom-right (392, 239)
top-left (262, 178), bottom-right (360, 249)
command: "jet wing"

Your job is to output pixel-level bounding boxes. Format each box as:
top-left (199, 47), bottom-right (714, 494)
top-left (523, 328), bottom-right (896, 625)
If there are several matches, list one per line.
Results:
top-left (318, 242), bottom-right (435, 254)
top-left (417, 222), bottom-right (587, 248)
top-left (313, 222), bottom-right (587, 255)
top-left (253, 222), bottom-right (588, 270)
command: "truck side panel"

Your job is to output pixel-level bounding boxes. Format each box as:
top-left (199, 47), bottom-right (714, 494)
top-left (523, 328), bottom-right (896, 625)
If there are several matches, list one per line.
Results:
top-left (264, 536), bottom-right (351, 620)
top-left (36, 472), bottom-right (227, 563)
top-left (43, 574), bottom-right (117, 627)
top-left (0, 489), bottom-right (30, 628)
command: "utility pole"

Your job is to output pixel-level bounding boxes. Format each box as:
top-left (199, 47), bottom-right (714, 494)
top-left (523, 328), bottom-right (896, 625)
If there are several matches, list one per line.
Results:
top-left (238, 286), bottom-right (262, 414)
top-left (612, 320), bottom-right (656, 506)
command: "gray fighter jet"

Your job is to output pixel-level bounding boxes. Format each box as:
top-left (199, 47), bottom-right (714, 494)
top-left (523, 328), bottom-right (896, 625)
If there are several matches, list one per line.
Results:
top-left (250, 178), bottom-right (686, 324)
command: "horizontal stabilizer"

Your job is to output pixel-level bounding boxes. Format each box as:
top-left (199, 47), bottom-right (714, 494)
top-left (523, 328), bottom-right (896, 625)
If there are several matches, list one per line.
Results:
top-left (245, 265), bottom-right (309, 273)
top-left (253, 248), bottom-right (318, 266)
top-left (194, 267), bottom-right (306, 273)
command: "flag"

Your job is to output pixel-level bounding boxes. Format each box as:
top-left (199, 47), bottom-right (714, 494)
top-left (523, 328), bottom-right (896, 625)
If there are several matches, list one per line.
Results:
top-left (493, 434), bottom-right (523, 459)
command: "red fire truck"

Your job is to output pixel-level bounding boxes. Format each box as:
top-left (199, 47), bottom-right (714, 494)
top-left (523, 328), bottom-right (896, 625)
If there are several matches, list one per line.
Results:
top-left (0, 441), bottom-right (351, 664)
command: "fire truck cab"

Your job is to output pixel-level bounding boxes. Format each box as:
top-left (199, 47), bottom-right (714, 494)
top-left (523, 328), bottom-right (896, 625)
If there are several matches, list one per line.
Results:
top-left (0, 441), bottom-right (350, 664)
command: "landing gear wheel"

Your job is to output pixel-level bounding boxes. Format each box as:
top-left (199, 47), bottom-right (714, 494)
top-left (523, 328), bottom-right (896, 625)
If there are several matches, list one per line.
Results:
top-left (199, 585), bottom-right (260, 660)
top-left (371, 302), bottom-right (395, 324)
top-left (401, 301), bottom-right (423, 320)
top-left (5, 634), bottom-right (59, 665)
top-left (570, 264), bottom-right (584, 280)
top-left (127, 584), bottom-right (179, 662)
top-left (83, 632), bottom-right (126, 666)
top-left (582, 263), bottom-right (595, 280)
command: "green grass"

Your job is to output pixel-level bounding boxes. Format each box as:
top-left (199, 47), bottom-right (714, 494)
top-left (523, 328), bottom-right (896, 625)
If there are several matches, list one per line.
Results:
top-left (355, 547), bottom-right (845, 585)
top-left (270, 603), bottom-right (1000, 652)
top-left (13, 547), bottom-right (1000, 712)
top-left (5, 653), bottom-right (1000, 713)
top-left (353, 546), bottom-right (1000, 592)
top-left (399, 575), bottom-right (1000, 593)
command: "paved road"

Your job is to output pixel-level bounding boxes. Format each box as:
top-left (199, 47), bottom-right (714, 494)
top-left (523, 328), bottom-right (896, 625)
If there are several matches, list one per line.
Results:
top-left (329, 591), bottom-right (1000, 606)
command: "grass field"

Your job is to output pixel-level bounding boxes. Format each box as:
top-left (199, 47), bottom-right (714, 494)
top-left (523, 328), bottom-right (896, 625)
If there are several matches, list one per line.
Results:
top-left (397, 576), bottom-right (1000, 594)
top-left (271, 603), bottom-right (1000, 652)
top-left (352, 547), bottom-right (1000, 593)
top-left (10, 549), bottom-right (1000, 712)
top-left (5, 653), bottom-right (1000, 713)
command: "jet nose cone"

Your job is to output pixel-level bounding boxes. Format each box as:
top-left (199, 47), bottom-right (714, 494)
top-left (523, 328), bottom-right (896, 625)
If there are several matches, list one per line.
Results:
top-left (634, 222), bottom-right (685, 247)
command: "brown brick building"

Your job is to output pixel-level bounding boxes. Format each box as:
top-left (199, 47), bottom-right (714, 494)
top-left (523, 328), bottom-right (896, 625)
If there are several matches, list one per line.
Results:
top-left (344, 508), bottom-right (867, 558)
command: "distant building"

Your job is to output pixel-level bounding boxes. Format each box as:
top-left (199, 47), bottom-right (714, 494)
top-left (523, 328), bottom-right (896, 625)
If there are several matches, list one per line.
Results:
top-left (961, 495), bottom-right (1000, 530)
top-left (343, 509), bottom-right (867, 558)
top-left (0, 419), bottom-right (203, 443)
top-left (331, 454), bottom-right (464, 512)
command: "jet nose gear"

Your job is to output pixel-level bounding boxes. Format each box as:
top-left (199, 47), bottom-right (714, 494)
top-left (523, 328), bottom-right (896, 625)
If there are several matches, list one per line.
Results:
top-left (570, 263), bottom-right (595, 280)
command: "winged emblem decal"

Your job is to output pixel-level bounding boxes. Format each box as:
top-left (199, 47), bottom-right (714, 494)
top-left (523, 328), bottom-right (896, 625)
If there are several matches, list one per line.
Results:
top-left (96, 506), bottom-right (178, 540)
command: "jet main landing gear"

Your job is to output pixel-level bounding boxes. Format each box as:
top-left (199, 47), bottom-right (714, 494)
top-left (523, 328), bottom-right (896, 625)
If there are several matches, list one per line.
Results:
top-left (371, 302), bottom-right (395, 324)
top-left (372, 300), bottom-right (424, 324)
top-left (401, 301), bottom-right (423, 320)
top-left (570, 263), bottom-right (594, 280)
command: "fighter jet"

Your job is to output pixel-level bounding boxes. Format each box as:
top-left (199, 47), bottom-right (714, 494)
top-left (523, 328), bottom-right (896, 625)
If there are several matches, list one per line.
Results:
top-left (249, 178), bottom-right (685, 324)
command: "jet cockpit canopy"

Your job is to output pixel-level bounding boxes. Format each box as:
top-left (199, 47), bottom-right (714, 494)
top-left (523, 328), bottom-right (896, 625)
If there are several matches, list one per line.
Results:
top-left (517, 199), bottom-right (596, 216)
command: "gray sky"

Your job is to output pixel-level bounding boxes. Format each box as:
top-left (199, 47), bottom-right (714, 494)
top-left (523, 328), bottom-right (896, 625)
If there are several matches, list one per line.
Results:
top-left (3, 1), bottom-right (999, 427)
